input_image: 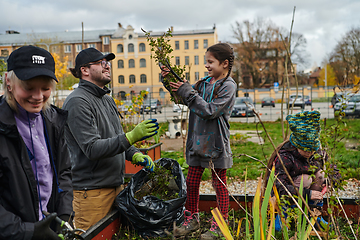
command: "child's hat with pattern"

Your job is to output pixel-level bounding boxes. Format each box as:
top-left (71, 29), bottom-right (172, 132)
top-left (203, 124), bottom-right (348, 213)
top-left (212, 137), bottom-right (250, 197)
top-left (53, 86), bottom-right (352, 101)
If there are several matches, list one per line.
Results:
top-left (286, 110), bottom-right (321, 152)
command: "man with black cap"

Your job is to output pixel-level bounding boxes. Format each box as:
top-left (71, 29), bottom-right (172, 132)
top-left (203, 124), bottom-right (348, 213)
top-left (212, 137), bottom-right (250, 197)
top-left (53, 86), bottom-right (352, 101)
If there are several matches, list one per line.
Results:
top-left (63, 48), bottom-right (159, 231)
top-left (0, 45), bottom-right (73, 239)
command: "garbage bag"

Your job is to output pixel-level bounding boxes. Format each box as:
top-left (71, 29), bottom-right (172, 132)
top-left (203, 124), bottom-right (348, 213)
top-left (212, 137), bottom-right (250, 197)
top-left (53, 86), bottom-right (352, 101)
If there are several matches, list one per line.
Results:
top-left (115, 158), bottom-right (186, 238)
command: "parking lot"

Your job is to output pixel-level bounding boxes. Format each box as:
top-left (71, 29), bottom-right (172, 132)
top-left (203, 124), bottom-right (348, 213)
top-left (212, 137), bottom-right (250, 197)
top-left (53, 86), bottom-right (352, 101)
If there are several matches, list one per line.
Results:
top-left (128, 102), bottom-right (335, 124)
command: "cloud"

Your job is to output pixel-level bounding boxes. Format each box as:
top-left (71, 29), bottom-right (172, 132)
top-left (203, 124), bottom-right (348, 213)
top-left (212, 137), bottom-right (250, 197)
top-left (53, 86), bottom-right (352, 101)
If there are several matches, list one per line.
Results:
top-left (1, 0), bottom-right (360, 72)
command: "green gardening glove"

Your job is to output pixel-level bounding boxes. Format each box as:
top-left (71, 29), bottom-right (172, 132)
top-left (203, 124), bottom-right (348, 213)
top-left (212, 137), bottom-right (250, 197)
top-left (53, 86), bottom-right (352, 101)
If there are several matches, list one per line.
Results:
top-left (125, 119), bottom-right (159, 145)
top-left (132, 152), bottom-right (155, 172)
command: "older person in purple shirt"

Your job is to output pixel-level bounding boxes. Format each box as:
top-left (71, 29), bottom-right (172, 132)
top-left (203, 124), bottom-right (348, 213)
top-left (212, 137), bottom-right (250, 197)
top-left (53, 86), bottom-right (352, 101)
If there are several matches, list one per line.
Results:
top-left (0, 46), bottom-right (73, 240)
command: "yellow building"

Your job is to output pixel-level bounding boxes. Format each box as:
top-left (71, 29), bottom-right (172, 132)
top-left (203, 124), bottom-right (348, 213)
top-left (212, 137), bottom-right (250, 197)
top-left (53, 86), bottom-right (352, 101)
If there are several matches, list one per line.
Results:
top-left (111, 24), bottom-right (218, 104)
top-left (0, 24), bottom-right (218, 105)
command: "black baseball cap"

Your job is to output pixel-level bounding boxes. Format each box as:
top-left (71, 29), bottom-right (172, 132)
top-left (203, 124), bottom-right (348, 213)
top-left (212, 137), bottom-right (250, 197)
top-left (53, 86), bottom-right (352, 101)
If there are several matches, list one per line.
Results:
top-left (7, 45), bottom-right (58, 82)
top-left (74, 48), bottom-right (115, 71)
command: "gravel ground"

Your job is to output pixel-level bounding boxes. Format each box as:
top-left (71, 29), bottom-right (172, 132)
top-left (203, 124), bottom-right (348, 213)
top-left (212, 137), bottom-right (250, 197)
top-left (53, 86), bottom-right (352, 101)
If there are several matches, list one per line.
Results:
top-left (199, 178), bottom-right (360, 199)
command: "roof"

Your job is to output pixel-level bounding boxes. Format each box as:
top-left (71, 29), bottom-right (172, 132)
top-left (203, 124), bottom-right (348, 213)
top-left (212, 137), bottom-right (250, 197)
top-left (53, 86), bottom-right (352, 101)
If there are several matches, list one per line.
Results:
top-left (0, 27), bottom-right (216, 46)
top-left (0, 29), bottom-right (115, 46)
top-left (309, 67), bottom-right (321, 78)
top-left (138, 29), bottom-right (216, 37)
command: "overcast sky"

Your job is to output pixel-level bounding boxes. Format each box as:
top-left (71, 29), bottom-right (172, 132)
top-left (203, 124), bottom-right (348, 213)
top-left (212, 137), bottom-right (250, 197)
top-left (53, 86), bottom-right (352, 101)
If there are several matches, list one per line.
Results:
top-left (1, 0), bottom-right (360, 72)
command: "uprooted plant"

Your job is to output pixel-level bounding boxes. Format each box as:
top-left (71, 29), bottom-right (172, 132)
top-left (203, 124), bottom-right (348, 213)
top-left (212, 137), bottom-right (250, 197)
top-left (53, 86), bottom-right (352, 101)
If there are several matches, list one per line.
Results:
top-left (142, 27), bottom-right (189, 158)
top-left (134, 162), bottom-right (180, 201)
top-left (141, 27), bottom-right (187, 104)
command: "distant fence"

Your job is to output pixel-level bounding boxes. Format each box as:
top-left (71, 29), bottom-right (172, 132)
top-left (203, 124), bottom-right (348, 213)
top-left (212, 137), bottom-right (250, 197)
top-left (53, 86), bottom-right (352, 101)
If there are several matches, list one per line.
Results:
top-left (50, 86), bottom-right (347, 124)
top-left (52, 86), bottom-right (344, 108)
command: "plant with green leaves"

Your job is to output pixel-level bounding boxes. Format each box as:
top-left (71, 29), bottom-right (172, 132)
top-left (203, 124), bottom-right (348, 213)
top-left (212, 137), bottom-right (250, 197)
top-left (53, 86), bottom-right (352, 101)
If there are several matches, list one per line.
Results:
top-left (0, 59), bottom-right (6, 84)
top-left (141, 28), bottom-right (187, 104)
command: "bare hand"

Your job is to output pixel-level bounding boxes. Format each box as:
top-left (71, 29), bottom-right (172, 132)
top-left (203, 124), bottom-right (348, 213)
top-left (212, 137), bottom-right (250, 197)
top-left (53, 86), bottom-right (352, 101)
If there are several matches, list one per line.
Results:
top-left (169, 79), bottom-right (186, 92)
top-left (161, 66), bottom-right (170, 78)
top-left (310, 190), bottom-right (323, 200)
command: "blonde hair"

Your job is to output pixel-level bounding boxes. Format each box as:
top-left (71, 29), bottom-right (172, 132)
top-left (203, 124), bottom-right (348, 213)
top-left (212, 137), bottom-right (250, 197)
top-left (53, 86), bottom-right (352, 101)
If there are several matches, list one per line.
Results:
top-left (3, 70), bottom-right (56, 113)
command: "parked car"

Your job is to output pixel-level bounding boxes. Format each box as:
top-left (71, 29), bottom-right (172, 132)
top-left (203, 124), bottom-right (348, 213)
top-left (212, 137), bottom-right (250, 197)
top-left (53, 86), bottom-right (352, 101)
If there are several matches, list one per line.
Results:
top-left (261, 97), bottom-right (275, 107)
top-left (304, 95), bottom-right (312, 106)
top-left (334, 93), bottom-right (360, 118)
top-left (117, 100), bottom-right (133, 115)
top-left (173, 103), bottom-right (188, 113)
top-left (331, 91), bottom-right (353, 107)
top-left (286, 94), bottom-right (305, 109)
top-left (231, 97), bottom-right (254, 117)
top-left (140, 99), bottom-right (162, 114)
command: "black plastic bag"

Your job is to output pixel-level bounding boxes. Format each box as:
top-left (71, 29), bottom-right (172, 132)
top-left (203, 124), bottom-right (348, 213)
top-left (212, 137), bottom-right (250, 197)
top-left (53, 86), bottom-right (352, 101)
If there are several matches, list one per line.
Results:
top-left (115, 158), bottom-right (186, 238)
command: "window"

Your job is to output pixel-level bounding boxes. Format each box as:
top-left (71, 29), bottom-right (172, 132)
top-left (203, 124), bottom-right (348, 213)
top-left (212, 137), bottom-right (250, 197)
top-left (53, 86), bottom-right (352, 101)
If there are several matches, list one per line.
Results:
top-left (64, 45), bottom-right (71, 53)
top-left (175, 56), bottom-right (180, 66)
top-left (128, 43), bottom-right (134, 52)
top-left (194, 40), bottom-right (198, 49)
top-left (103, 37), bottom-right (109, 45)
top-left (139, 43), bottom-right (145, 52)
top-left (118, 60), bottom-right (124, 68)
top-left (118, 91), bottom-right (126, 100)
top-left (204, 72), bottom-right (209, 77)
top-left (184, 40), bottom-right (189, 50)
top-left (67, 61), bottom-right (72, 69)
top-left (194, 55), bottom-right (199, 65)
top-left (88, 43), bottom-right (96, 48)
top-left (203, 39), bottom-right (208, 49)
top-left (185, 72), bottom-right (190, 81)
top-left (51, 45), bottom-right (59, 53)
top-left (140, 58), bottom-right (146, 68)
top-left (129, 74), bottom-right (135, 83)
top-left (195, 72), bottom-right (199, 81)
top-left (76, 44), bottom-right (82, 52)
top-left (159, 73), bottom-right (162, 82)
top-left (118, 75), bottom-right (124, 84)
top-left (117, 44), bottom-right (123, 53)
top-left (1, 49), bottom-right (9, 57)
top-left (128, 59), bottom-right (135, 68)
top-left (266, 49), bottom-right (277, 58)
top-left (175, 41), bottom-right (179, 50)
top-left (140, 74), bottom-right (147, 83)
top-left (204, 55), bottom-right (206, 64)
top-left (185, 56), bottom-right (189, 65)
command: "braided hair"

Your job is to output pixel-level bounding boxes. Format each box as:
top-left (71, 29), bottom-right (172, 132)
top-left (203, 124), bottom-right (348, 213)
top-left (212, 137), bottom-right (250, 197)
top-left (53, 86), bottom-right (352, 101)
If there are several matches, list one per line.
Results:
top-left (194, 43), bottom-right (234, 99)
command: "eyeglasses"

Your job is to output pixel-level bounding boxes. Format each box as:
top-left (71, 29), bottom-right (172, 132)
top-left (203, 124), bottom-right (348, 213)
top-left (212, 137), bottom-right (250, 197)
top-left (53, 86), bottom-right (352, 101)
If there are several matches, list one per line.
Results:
top-left (87, 60), bottom-right (111, 68)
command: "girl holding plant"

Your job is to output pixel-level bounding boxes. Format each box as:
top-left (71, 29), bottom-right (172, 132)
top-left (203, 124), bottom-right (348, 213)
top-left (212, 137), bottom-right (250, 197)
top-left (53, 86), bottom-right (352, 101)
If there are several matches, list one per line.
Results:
top-left (161, 43), bottom-right (236, 239)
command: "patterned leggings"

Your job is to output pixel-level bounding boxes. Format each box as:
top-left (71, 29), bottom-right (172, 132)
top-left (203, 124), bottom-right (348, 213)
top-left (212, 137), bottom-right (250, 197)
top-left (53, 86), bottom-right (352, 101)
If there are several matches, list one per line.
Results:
top-left (186, 165), bottom-right (229, 219)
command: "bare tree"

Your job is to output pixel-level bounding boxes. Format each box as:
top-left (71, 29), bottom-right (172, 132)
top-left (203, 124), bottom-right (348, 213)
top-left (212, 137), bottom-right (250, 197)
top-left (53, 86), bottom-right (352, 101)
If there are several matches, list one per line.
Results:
top-left (328, 27), bottom-right (360, 86)
top-left (232, 18), bottom-right (309, 88)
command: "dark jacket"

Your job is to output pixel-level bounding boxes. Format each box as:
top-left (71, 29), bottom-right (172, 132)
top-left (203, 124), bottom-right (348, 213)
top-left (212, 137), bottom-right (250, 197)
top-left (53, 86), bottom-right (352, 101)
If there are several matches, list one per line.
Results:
top-left (62, 79), bottom-right (138, 190)
top-left (274, 141), bottom-right (340, 201)
top-left (0, 96), bottom-right (73, 240)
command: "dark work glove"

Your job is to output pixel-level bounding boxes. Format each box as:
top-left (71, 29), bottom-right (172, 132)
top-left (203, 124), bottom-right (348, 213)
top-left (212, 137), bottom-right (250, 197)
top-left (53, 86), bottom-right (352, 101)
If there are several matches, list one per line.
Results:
top-left (56, 214), bottom-right (73, 233)
top-left (32, 213), bottom-right (60, 240)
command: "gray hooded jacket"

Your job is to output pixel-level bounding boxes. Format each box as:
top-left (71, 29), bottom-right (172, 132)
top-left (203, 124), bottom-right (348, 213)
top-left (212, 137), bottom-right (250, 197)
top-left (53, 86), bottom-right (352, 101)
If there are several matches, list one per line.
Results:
top-left (63, 79), bottom-right (138, 190)
top-left (177, 76), bottom-right (236, 169)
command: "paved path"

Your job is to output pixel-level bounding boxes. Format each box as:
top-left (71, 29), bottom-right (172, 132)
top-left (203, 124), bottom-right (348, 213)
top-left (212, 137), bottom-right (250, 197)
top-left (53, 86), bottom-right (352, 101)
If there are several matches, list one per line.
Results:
top-left (229, 130), bottom-right (264, 144)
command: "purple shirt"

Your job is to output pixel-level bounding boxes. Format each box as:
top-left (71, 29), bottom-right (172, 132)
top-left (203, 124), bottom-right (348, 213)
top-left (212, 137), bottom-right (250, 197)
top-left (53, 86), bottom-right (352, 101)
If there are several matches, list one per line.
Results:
top-left (14, 105), bottom-right (53, 220)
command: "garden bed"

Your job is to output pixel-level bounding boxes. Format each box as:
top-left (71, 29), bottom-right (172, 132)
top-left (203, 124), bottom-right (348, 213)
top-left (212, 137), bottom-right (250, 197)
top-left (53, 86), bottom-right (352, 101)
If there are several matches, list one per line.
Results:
top-left (81, 193), bottom-right (360, 239)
